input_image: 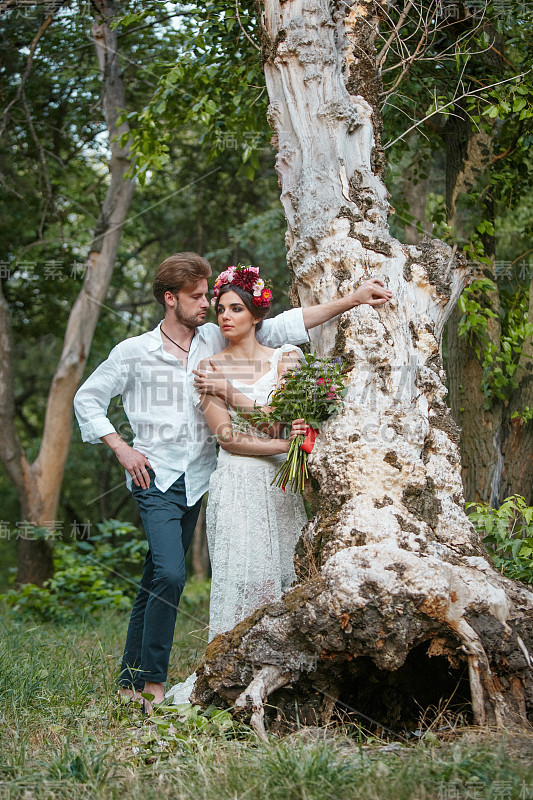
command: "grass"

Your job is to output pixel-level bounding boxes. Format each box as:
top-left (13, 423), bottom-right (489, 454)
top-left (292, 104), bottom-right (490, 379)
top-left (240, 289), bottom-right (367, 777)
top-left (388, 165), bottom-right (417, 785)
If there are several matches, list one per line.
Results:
top-left (1, 579), bottom-right (532, 800)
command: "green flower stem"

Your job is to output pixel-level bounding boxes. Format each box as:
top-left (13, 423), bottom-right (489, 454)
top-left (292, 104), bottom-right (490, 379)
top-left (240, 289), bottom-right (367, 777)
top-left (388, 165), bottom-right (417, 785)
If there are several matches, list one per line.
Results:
top-left (271, 435), bottom-right (307, 493)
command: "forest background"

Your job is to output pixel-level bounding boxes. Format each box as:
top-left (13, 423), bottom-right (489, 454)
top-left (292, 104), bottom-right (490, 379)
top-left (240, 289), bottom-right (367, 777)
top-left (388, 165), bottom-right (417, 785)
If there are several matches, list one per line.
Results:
top-left (0, 0), bottom-right (532, 605)
top-left (1, 2), bottom-right (533, 797)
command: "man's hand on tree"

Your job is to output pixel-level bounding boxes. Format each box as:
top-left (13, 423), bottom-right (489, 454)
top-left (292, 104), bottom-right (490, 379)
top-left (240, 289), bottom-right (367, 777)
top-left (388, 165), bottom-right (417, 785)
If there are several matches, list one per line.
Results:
top-left (352, 278), bottom-right (392, 307)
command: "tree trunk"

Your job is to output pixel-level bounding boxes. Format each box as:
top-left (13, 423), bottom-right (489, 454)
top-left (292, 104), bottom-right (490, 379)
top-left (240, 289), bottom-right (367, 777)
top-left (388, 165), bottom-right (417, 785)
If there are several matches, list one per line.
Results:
top-left (442, 52), bottom-right (532, 505)
top-left (447, 302), bottom-right (504, 505)
top-left (443, 103), bottom-right (504, 505)
top-left (192, 0), bottom-right (533, 738)
top-left (0, 0), bottom-right (135, 585)
top-left (444, 108), bottom-right (532, 505)
top-left (400, 141), bottom-right (431, 246)
top-left (501, 269), bottom-right (533, 503)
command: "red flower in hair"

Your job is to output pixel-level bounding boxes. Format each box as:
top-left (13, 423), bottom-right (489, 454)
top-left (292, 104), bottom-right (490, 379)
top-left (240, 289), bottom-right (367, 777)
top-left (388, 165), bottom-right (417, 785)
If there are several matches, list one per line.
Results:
top-left (213, 264), bottom-right (272, 307)
top-left (253, 288), bottom-right (272, 307)
top-left (236, 269), bottom-right (259, 293)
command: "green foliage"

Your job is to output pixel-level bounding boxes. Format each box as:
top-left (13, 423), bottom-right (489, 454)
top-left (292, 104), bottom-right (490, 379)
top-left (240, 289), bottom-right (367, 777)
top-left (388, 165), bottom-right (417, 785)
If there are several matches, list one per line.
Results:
top-left (467, 495), bottom-right (533, 584)
top-left (0, 0), bottom-right (296, 550)
top-left (233, 354), bottom-right (347, 493)
top-left (0, 520), bottom-right (147, 621)
top-left (489, 286), bottom-right (533, 401)
top-left (482, 78), bottom-right (533, 122)
top-left (0, 2), bottom-right (186, 543)
top-left (128, 703), bottom-right (252, 761)
top-left (458, 280), bottom-right (533, 406)
top-left (243, 354), bottom-right (348, 432)
top-left (119, 1), bottom-right (267, 183)
top-left (457, 279), bottom-right (499, 349)
top-left (382, 2), bottom-right (533, 427)
top-left (511, 405), bottom-right (533, 424)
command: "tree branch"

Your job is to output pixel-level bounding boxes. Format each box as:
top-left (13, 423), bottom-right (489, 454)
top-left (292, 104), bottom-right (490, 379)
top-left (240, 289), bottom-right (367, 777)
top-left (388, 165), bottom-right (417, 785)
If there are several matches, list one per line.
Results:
top-left (0, 4), bottom-right (62, 143)
top-left (376, 0), bottom-right (413, 69)
top-left (383, 73), bottom-right (525, 150)
top-left (235, 0), bottom-right (261, 52)
top-left (34, 0), bottom-right (135, 514)
top-left (21, 90), bottom-right (53, 239)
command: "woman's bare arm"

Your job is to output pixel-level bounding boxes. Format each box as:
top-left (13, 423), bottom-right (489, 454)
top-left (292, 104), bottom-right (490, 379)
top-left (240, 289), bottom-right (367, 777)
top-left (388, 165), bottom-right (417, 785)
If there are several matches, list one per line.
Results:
top-left (200, 392), bottom-right (290, 456)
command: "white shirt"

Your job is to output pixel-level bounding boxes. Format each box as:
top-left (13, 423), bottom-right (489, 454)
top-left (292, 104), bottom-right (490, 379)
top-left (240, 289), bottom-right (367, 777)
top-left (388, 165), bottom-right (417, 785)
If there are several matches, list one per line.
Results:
top-left (74, 310), bottom-right (309, 506)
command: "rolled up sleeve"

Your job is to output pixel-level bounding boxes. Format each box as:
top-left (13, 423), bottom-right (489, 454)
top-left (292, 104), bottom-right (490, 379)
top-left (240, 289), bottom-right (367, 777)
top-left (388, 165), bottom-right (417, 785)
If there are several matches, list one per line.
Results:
top-left (257, 307), bottom-right (309, 348)
top-left (74, 345), bottom-right (127, 444)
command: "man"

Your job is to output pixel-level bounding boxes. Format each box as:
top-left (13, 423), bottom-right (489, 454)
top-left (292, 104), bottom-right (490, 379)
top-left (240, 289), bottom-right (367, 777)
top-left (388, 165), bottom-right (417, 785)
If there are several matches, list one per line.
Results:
top-left (74, 252), bottom-right (391, 711)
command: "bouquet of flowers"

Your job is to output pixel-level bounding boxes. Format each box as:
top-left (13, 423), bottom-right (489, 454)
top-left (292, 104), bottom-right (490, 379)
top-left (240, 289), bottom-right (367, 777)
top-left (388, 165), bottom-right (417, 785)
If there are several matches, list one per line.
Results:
top-left (240, 353), bottom-right (347, 493)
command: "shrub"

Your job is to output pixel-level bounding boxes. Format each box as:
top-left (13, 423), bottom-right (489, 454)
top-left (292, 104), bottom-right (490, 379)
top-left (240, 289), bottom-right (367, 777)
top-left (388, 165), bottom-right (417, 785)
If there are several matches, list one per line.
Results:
top-left (467, 495), bottom-right (533, 585)
top-left (0, 519), bottom-right (147, 621)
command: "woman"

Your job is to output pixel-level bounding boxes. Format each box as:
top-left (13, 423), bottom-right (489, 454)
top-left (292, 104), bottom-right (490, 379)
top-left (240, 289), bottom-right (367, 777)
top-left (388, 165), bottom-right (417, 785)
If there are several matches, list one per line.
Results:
top-left (166, 267), bottom-right (308, 704)
top-left (201, 281), bottom-right (309, 642)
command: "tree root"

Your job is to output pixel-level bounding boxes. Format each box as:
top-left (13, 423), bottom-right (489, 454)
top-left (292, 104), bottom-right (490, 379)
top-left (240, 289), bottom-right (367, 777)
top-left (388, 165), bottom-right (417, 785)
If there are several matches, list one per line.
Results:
top-left (194, 544), bottom-right (533, 732)
top-left (517, 635), bottom-right (533, 669)
top-left (234, 665), bottom-right (293, 742)
top-left (453, 618), bottom-right (508, 727)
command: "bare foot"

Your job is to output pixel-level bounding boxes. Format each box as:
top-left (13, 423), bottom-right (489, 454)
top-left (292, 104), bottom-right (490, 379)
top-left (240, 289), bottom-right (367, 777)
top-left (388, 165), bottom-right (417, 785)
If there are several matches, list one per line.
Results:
top-left (142, 681), bottom-right (165, 714)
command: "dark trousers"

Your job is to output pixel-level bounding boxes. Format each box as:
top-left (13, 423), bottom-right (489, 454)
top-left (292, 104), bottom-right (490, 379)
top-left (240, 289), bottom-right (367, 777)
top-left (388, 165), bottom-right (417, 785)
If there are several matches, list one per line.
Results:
top-left (118, 472), bottom-right (202, 689)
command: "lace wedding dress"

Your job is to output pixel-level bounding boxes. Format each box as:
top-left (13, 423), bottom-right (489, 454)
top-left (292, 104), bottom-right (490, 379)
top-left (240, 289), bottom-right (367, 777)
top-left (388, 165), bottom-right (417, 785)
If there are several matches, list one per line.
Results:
top-left (166, 345), bottom-right (308, 706)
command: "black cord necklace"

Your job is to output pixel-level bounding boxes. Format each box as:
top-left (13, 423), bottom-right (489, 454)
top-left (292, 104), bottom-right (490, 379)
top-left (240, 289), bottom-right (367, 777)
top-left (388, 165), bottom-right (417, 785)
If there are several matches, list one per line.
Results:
top-left (160, 326), bottom-right (191, 354)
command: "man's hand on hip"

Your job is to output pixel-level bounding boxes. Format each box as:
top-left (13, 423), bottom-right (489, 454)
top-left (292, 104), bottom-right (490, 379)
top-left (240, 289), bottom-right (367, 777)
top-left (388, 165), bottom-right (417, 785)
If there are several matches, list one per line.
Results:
top-left (101, 433), bottom-right (153, 489)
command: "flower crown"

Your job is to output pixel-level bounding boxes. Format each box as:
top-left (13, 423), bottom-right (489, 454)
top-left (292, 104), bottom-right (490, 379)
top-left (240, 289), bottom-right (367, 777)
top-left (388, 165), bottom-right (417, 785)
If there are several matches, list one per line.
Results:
top-left (212, 264), bottom-right (273, 308)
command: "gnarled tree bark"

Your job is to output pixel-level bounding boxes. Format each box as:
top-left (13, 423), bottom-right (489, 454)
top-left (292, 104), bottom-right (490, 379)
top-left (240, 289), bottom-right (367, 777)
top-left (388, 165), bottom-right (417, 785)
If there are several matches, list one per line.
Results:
top-left (191, 0), bottom-right (533, 738)
top-left (0, 0), bottom-right (135, 585)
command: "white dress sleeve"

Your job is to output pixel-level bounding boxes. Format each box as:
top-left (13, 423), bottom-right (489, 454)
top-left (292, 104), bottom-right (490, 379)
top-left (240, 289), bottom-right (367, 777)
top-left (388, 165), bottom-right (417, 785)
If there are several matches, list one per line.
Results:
top-left (269, 344), bottom-right (305, 376)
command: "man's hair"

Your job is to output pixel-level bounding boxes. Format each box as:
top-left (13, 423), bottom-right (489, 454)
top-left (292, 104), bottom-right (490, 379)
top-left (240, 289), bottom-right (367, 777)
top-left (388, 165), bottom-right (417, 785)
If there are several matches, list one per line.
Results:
top-left (153, 252), bottom-right (212, 307)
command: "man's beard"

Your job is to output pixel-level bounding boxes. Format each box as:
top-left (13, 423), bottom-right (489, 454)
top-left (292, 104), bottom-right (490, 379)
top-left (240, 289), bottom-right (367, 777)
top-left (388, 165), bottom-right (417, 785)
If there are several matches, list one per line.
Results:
top-left (174, 301), bottom-right (205, 330)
